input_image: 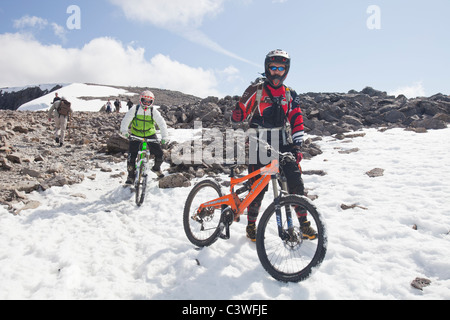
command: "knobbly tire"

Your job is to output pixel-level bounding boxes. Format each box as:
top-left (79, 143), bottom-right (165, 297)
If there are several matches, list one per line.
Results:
top-left (135, 165), bottom-right (147, 207)
top-left (256, 195), bottom-right (327, 283)
top-left (183, 180), bottom-right (225, 247)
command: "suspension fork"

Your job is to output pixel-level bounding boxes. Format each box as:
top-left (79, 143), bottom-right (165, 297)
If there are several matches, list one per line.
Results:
top-left (272, 175), bottom-right (294, 240)
top-left (136, 141), bottom-right (148, 172)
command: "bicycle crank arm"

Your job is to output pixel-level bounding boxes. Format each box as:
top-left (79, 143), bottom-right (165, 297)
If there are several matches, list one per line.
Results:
top-left (219, 222), bottom-right (230, 240)
top-left (219, 207), bottom-right (234, 240)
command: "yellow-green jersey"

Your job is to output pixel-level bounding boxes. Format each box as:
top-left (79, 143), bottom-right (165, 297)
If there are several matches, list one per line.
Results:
top-left (120, 104), bottom-right (168, 140)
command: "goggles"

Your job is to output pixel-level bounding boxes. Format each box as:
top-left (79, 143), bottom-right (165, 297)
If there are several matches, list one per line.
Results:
top-left (269, 66), bottom-right (286, 72)
top-left (141, 98), bottom-right (154, 106)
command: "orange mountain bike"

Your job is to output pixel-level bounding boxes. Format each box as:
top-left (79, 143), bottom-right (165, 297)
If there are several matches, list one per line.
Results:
top-left (183, 152), bottom-right (327, 283)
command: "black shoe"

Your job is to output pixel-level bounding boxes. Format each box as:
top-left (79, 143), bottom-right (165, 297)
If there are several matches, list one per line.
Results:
top-left (55, 137), bottom-right (60, 144)
top-left (59, 142), bottom-right (63, 147)
top-left (125, 176), bottom-right (134, 185)
top-left (151, 167), bottom-right (164, 179)
top-left (246, 223), bottom-right (256, 242)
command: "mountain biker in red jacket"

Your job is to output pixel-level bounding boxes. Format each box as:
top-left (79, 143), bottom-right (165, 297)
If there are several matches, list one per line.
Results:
top-left (232, 49), bottom-right (317, 241)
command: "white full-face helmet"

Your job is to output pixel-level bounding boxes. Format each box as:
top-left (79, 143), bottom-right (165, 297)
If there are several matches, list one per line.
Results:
top-left (139, 90), bottom-right (155, 111)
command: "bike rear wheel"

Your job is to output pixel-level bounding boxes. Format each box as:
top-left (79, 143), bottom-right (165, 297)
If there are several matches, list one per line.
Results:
top-left (256, 195), bottom-right (327, 283)
top-left (135, 163), bottom-right (147, 207)
top-left (183, 180), bottom-right (224, 247)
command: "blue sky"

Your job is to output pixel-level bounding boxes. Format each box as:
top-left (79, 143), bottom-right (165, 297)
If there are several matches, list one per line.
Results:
top-left (0, 0), bottom-right (449, 98)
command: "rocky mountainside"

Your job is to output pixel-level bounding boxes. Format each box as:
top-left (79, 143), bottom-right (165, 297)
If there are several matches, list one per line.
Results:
top-left (0, 85), bottom-right (63, 111)
top-left (0, 111), bottom-right (125, 211)
top-left (1, 86), bottom-right (449, 213)
top-left (100, 84), bottom-right (202, 107)
top-left (161, 86), bottom-right (450, 133)
top-left (0, 83), bottom-right (201, 111)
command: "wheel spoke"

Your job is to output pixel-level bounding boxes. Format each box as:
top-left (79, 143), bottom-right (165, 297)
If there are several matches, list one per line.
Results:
top-left (183, 180), bottom-right (224, 247)
top-left (256, 195), bottom-right (326, 282)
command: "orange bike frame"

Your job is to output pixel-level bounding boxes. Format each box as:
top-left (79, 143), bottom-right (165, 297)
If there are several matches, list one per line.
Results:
top-left (197, 159), bottom-right (280, 219)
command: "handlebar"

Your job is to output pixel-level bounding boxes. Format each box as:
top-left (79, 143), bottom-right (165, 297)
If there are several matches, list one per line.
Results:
top-left (249, 135), bottom-right (297, 161)
top-left (127, 135), bottom-right (160, 143)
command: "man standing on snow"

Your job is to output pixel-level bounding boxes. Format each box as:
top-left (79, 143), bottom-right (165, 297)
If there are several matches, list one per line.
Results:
top-left (53, 92), bottom-right (61, 103)
top-left (231, 49), bottom-right (316, 242)
top-left (48, 96), bottom-right (73, 147)
top-left (120, 90), bottom-right (169, 184)
top-left (114, 98), bottom-right (122, 113)
top-left (127, 98), bottom-right (133, 110)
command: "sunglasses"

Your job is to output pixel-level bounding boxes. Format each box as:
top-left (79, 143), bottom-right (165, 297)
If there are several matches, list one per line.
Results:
top-left (269, 66), bottom-right (286, 72)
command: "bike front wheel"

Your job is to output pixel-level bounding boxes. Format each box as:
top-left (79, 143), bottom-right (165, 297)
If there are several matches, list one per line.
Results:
top-left (135, 163), bottom-right (147, 207)
top-left (256, 195), bottom-right (327, 283)
top-left (183, 180), bottom-right (224, 247)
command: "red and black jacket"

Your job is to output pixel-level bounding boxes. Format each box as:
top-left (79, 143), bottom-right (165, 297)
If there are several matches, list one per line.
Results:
top-left (233, 81), bottom-right (304, 147)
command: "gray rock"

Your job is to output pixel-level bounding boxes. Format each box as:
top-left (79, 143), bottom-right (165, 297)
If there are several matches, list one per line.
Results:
top-left (158, 173), bottom-right (191, 189)
top-left (366, 168), bottom-right (384, 178)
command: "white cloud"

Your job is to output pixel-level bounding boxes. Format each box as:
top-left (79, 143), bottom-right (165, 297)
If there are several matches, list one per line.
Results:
top-left (109, 0), bottom-right (258, 67)
top-left (109, 0), bottom-right (224, 29)
top-left (0, 33), bottom-right (223, 97)
top-left (219, 65), bottom-right (242, 83)
top-left (13, 15), bottom-right (48, 29)
top-left (389, 82), bottom-right (426, 98)
top-left (51, 23), bottom-right (67, 43)
top-left (13, 15), bottom-right (68, 43)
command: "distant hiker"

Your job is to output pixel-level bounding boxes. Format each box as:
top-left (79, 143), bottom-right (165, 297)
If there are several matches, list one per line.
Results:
top-left (48, 96), bottom-right (73, 147)
top-left (114, 98), bottom-right (121, 113)
top-left (127, 98), bottom-right (133, 110)
top-left (120, 90), bottom-right (169, 184)
top-left (106, 100), bottom-right (112, 113)
top-left (231, 49), bottom-right (316, 242)
top-left (53, 92), bottom-right (61, 103)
